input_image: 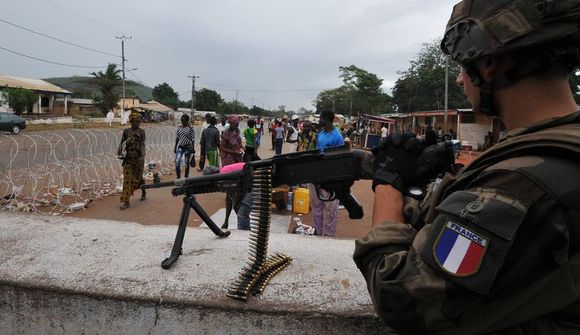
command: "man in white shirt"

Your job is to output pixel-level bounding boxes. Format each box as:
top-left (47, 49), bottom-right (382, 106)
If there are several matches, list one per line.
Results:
top-left (380, 124), bottom-right (388, 138)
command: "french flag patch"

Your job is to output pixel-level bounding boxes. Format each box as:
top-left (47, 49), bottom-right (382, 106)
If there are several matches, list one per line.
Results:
top-left (433, 221), bottom-right (488, 277)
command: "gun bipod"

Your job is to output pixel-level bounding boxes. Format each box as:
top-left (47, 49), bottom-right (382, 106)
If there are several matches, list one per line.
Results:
top-left (161, 191), bottom-right (230, 270)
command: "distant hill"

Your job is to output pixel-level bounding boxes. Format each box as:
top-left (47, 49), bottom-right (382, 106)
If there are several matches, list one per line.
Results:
top-left (44, 76), bottom-right (153, 102)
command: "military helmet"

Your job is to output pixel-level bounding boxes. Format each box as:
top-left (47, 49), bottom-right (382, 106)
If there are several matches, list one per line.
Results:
top-left (441, 0), bottom-right (580, 66)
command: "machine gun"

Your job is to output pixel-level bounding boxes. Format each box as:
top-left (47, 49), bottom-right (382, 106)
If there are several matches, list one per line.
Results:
top-left (141, 146), bottom-right (374, 269)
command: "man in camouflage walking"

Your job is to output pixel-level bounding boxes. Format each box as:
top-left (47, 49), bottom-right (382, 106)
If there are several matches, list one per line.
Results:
top-left (355, 1), bottom-right (580, 333)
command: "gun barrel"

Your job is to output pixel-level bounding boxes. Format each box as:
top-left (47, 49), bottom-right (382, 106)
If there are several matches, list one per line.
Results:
top-left (141, 169), bottom-right (246, 190)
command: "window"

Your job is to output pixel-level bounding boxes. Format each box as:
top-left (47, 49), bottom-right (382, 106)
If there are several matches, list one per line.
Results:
top-left (461, 113), bottom-right (475, 123)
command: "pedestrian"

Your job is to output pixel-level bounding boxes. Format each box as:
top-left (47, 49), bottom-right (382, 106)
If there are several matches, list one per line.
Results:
top-left (243, 119), bottom-right (258, 162)
top-left (220, 116), bottom-right (243, 167)
top-left (274, 120), bottom-right (284, 155)
top-left (309, 110), bottom-right (344, 237)
top-left (270, 118), bottom-right (278, 150)
top-left (218, 162), bottom-right (251, 231)
top-left (117, 111), bottom-right (146, 210)
top-left (424, 125), bottom-right (437, 146)
top-left (173, 114), bottom-right (195, 179)
top-left (216, 115), bottom-right (228, 136)
top-left (380, 123), bottom-right (388, 138)
top-left (286, 115), bottom-right (299, 152)
top-left (256, 117), bottom-right (263, 147)
top-left (354, 1), bottom-right (580, 333)
top-left (106, 110), bottom-right (114, 127)
top-left (297, 120), bottom-right (317, 152)
top-left (200, 116), bottom-right (220, 167)
top-left (449, 128), bottom-right (457, 140)
top-left (198, 113), bottom-right (212, 171)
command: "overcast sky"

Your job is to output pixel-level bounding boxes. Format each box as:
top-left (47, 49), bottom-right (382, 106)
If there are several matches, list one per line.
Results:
top-left (1, 0), bottom-right (459, 111)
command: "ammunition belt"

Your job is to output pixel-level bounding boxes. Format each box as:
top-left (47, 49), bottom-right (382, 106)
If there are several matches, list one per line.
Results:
top-left (227, 166), bottom-right (292, 301)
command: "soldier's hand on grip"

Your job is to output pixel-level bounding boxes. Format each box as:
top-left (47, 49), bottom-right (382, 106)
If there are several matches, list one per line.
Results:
top-left (371, 132), bottom-right (423, 193)
top-left (415, 142), bottom-right (456, 185)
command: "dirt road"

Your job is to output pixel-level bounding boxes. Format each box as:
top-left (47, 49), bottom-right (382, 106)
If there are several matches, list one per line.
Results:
top-left (69, 139), bottom-right (475, 239)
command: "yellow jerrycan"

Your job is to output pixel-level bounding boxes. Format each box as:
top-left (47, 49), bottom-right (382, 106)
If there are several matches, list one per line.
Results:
top-left (292, 187), bottom-right (309, 214)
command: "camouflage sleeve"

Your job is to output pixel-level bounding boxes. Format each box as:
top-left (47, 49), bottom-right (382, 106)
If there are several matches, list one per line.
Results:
top-left (354, 155), bottom-right (580, 333)
top-left (354, 221), bottom-right (464, 332)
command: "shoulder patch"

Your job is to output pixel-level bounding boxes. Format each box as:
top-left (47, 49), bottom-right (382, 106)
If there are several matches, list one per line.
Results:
top-left (433, 220), bottom-right (488, 277)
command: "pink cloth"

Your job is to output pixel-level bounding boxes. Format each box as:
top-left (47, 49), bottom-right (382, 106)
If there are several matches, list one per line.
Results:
top-left (220, 162), bottom-right (245, 173)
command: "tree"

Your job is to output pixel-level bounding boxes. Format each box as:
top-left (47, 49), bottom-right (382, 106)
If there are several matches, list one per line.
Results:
top-left (90, 63), bottom-right (122, 116)
top-left (392, 39), bottom-right (465, 112)
top-left (195, 88), bottom-right (223, 111)
top-left (314, 65), bottom-right (391, 116)
top-left (152, 82), bottom-right (179, 110)
top-left (297, 107), bottom-right (313, 115)
top-left (217, 100), bottom-right (248, 115)
top-left (1, 88), bottom-right (37, 115)
top-left (125, 87), bottom-right (137, 98)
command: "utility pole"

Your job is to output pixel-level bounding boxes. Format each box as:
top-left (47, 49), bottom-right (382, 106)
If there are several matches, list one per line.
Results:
top-left (188, 75), bottom-right (199, 115)
top-left (235, 90), bottom-right (239, 114)
top-left (116, 35), bottom-right (132, 124)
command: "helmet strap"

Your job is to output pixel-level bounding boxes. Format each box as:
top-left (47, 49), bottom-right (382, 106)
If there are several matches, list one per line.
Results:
top-left (466, 64), bottom-right (497, 116)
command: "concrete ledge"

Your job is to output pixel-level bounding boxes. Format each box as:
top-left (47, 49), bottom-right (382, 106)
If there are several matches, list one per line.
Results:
top-left (0, 213), bottom-right (387, 334)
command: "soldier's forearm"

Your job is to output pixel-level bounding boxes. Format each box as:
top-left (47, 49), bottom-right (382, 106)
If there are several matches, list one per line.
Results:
top-left (372, 184), bottom-right (405, 226)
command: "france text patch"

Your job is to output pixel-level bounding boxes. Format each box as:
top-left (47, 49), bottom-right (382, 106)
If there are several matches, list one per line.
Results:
top-left (433, 220), bottom-right (488, 277)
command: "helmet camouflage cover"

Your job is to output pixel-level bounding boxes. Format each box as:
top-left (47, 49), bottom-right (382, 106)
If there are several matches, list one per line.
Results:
top-left (441, 0), bottom-right (580, 66)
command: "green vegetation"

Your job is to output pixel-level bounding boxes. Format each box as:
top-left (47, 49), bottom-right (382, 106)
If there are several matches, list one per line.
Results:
top-left (90, 63), bottom-right (123, 116)
top-left (314, 65), bottom-right (392, 116)
top-left (392, 39), bottom-right (466, 113)
top-left (1, 87), bottom-right (38, 115)
top-left (152, 82), bottom-right (179, 109)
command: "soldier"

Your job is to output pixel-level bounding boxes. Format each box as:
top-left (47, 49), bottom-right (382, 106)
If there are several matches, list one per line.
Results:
top-left (354, 1), bottom-right (580, 333)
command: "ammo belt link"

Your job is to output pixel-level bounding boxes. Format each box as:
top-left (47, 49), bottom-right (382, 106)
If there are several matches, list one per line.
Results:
top-left (227, 167), bottom-right (292, 301)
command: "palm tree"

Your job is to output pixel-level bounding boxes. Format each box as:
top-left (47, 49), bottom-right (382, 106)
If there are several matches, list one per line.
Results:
top-left (90, 63), bottom-right (122, 116)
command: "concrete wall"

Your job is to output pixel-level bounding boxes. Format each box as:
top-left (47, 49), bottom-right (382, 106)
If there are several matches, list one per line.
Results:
top-left (459, 123), bottom-right (491, 150)
top-left (0, 213), bottom-right (392, 334)
top-left (26, 116), bottom-right (74, 124)
top-left (1, 285), bottom-right (384, 335)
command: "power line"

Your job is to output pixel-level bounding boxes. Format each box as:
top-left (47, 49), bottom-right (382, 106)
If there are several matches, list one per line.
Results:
top-left (199, 86), bottom-right (329, 93)
top-left (127, 68), bottom-right (148, 86)
top-left (21, 0), bottom-right (118, 36)
top-left (0, 45), bottom-right (106, 69)
top-left (39, 0), bottom-right (120, 35)
top-left (0, 18), bottom-right (120, 58)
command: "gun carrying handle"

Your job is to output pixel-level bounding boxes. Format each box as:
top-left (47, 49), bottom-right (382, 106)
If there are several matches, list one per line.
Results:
top-left (335, 191), bottom-right (364, 219)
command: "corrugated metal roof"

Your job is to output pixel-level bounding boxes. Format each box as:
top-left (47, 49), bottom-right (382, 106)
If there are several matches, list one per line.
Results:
top-left (138, 100), bottom-right (172, 113)
top-left (0, 74), bottom-right (72, 94)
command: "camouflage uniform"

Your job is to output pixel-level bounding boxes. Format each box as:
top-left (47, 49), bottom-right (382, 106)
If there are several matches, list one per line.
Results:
top-left (120, 127), bottom-right (146, 205)
top-left (354, 112), bottom-right (580, 333)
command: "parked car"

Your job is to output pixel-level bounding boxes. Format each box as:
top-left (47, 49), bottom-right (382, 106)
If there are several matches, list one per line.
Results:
top-left (0, 112), bottom-right (27, 134)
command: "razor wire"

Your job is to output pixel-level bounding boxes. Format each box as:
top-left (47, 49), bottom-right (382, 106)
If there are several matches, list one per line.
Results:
top-left (0, 125), bottom-right (199, 214)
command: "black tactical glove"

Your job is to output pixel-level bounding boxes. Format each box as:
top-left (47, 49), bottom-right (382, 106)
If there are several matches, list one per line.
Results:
top-left (415, 142), bottom-right (455, 184)
top-left (371, 132), bottom-right (424, 193)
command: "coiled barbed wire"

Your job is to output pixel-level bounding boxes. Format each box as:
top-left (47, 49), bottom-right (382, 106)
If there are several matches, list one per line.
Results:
top-left (0, 125), bottom-right (201, 214)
